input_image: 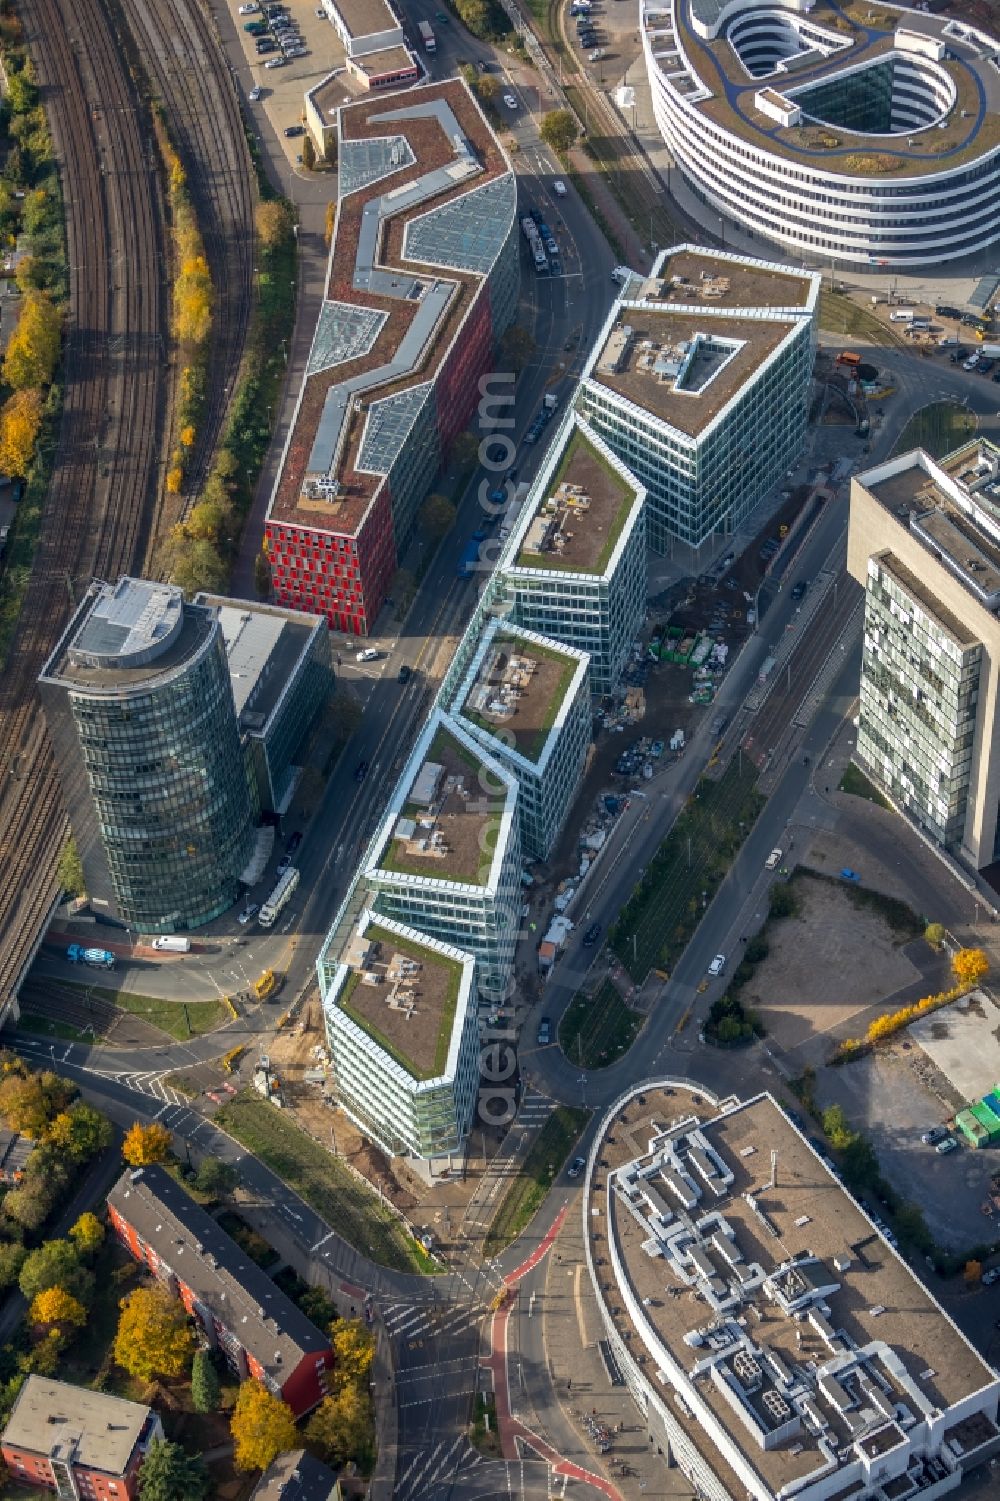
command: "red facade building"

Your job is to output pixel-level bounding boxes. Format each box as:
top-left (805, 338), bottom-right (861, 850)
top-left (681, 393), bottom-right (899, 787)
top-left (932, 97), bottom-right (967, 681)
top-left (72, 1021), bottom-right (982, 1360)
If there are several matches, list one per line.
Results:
top-left (2, 1376), bottom-right (162, 1499)
top-left (264, 78), bottom-right (517, 638)
top-left (107, 1166), bottom-right (333, 1418)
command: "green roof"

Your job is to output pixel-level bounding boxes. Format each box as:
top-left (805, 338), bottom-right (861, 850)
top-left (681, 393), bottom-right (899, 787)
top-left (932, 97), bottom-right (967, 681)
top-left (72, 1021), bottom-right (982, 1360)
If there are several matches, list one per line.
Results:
top-left (339, 923), bottom-right (463, 1081)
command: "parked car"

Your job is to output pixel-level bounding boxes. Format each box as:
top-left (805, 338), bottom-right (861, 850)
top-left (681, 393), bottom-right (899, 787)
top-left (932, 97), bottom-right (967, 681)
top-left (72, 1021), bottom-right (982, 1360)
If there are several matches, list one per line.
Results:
top-left (248, 84), bottom-right (263, 100)
top-left (765, 848), bottom-right (783, 870)
top-left (238, 2), bottom-right (260, 11)
top-left (567, 1157), bottom-right (586, 1178)
top-left (286, 831), bottom-right (303, 854)
top-left (936, 1134), bottom-right (959, 1154)
top-left (284, 124), bottom-right (305, 137)
top-left (238, 903), bottom-right (260, 925)
top-left (263, 54), bottom-right (286, 66)
top-left (583, 922), bottom-right (601, 946)
top-left (983, 1267), bottom-right (1000, 1285)
top-left (708, 953), bottom-right (726, 976)
top-left (790, 578), bottom-right (808, 601)
top-left (935, 303), bottom-right (961, 319)
top-left (921, 1125), bottom-right (949, 1145)
top-left (503, 93), bottom-right (518, 110)
top-left (357, 647), bottom-right (379, 662)
top-left (537, 1017), bottom-right (552, 1045)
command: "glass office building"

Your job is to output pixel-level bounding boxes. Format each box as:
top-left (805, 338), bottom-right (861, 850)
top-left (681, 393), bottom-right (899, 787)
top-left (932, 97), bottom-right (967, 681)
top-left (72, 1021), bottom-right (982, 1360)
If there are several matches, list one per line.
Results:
top-left (39, 578), bottom-right (256, 933)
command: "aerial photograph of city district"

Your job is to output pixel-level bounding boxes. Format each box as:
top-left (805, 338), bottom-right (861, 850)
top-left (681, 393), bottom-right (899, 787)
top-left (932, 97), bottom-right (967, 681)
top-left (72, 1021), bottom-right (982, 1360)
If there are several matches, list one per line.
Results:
top-left (0, 0), bottom-right (999, 1494)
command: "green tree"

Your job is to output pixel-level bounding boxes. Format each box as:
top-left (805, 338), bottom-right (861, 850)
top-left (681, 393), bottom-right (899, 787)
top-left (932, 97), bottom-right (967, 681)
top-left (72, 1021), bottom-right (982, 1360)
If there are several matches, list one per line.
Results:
top-left (419, 492), bottom-right (456, 540)
top-left (192, 1158), bottom-right (237, 1199)
top-left (6, 67), bottom-right (37, 116)
top-left (230, 1381), bottom-right (297, 1471)
top-left (498, 323), bottom-right (535, 373)
top-left (56, 838), bottom-right (85, 898)
top-left (169, 536), bottom-right (228, 596)
top-left (539, 109), bottom-right (579, 155)
top-left (2, 1178), bottom-right (52, 1233)
top-left (253, 549), bottom-right (271, 600)
top-left (924, 921), bottom-right (945, 950)
top-left (19, 1240), bottom-right (92, 1306)
top-left (114, 1287), bottom-right (194, 1382)
top-left (301, 135), bottom-right (316, 171)
top-left (322, 687), bottom-right (363, 744)
top-left (46, 1101), bottom-right (112, 1163)
top-left (137, 1438), bottom-right (210, 1501)
top-left (0, 1242), bottom-right (26, 1290)
top-left (448, 430), bottom-right (479, 471)
top-left (768, 882), bottom-right (797, 919)
top-left (190, 1350), bottom-right (221, 1414)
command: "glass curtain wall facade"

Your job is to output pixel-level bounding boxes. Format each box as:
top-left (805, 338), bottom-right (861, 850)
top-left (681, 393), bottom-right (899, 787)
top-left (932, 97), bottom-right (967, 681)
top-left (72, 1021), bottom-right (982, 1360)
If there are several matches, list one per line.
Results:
top-left (40, 588), bottom-right (255, 933)
top-left (578, 327), bottom-right (812, 552)
top-left (857, 556), bottom-right (982, 850)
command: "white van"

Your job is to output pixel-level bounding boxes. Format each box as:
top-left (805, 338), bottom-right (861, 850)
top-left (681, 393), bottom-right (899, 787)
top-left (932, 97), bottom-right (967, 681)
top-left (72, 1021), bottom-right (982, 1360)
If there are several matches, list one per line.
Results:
top-left (889, 309), bottom-right (914, 322)
top-left (153, 935), bottom-right (191, 953)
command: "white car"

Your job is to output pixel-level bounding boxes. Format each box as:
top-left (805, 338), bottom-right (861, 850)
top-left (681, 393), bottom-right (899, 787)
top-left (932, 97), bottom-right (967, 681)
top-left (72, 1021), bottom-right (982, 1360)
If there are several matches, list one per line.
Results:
top-left (238, 2), bottom-right (260, 11)
top-left (708, 953), bottom-right (726, 976)
top-left (982, 1267), bottom-right (1000, 1286)
top-left (503, 93), bottom-right (518, 110)
top-left (553, 179), bottom-right (567, 196)
top-left (248, 85), bottom-right (263, 100)
top-left (356, 647), bottom-right (379, 663)
top-left (264, 54), bottom-right (286, 66)
top-left (765, 848), bottom-right (783, 870)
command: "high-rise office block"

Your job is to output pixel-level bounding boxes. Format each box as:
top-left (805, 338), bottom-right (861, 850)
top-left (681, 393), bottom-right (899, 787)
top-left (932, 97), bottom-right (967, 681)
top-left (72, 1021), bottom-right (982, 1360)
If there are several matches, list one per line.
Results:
top-left (39, 578), bottom-right (256, 932)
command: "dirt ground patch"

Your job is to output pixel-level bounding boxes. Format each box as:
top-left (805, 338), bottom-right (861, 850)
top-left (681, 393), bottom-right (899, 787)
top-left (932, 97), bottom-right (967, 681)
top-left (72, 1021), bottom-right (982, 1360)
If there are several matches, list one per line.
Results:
top-left (266, 997), bottom-right (498, 1248)
top-left (749, 876), bottom-right (921, 1055)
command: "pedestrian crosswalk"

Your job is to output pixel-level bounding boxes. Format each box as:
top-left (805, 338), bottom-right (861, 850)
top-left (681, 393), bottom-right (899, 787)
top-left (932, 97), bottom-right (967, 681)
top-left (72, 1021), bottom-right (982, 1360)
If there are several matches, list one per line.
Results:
top-left (86, 1067), bottom-right (187, 1106)
top-left (395, 1436), bottom-right (482, 1500)
top-left (378, 1300), bottom-right (471, 1342)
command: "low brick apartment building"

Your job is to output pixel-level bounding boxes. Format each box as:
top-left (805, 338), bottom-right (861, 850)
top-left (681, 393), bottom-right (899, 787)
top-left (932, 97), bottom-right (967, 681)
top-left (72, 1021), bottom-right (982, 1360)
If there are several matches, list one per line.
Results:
top-left (108, 1166), bottom-right (333, 1418)
top-left (2, 1376), bottom-right (162, 1499)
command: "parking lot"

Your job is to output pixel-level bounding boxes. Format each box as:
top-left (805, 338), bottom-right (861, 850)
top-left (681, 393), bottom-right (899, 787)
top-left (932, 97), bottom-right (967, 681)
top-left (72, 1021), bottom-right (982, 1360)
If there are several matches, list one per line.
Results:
top-left (816, 1044), bottom-right (997, 1252)
top-left (226, 0), bottom-right (351, 167)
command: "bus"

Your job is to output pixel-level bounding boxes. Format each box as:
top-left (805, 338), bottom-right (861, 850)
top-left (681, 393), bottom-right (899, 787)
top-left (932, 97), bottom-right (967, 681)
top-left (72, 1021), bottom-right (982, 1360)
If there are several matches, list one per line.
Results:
top-left (258, 866), bottom-right (300, 928)
top-left (418, 19), bottom-right (436, 50)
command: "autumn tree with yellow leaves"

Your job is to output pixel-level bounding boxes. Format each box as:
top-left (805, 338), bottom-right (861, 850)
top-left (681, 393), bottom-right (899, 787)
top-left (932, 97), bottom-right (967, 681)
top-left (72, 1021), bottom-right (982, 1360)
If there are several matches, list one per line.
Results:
top-left (114, 1286), bottom-right (194, 1382)
top-left (3, 289), bottom-right (61, 390)
top-left (230, 1381), bottom-right (298, 1471)
top-left (122, 1120), bottom-right (172, 1167)
top-left (952, 947), bottom-right (989, 986)
top-left (0, 387), bottom-right (43, 476)
top-left (29, 1286), bottom-right (87, 1333)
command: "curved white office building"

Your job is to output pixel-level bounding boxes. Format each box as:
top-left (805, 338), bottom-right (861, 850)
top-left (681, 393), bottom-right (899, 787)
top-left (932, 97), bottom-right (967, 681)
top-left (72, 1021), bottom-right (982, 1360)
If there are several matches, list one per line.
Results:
top-left (643, 0), bottom-right (1000, 266)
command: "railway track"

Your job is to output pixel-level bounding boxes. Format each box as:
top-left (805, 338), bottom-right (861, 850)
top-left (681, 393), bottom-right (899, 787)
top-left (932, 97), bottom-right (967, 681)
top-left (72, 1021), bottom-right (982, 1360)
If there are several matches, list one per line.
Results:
top-left (0, 0), bottom-right (167, 1018)
top-left (114, 0), bottom-right (256, 504)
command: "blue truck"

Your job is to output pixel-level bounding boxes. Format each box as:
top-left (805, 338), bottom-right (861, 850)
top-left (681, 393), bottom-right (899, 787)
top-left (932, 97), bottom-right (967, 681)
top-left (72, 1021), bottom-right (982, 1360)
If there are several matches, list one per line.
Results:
top-left (457, 537), bottom-right (483, 580)
top-left (66, 943), bottom-right (115, 969)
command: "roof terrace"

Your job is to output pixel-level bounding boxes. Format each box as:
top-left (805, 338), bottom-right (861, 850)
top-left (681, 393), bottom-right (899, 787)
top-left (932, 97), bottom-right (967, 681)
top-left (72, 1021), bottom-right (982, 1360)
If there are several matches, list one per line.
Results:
top-left (456, 625), bottom-right (585, 766)
top-left (645, 247), bottom-right (815, 312)
top-left (372, 721), bottom-right (500, 886)
top-left (589, 307), bottom-right (795, 439)
top-left (336, 918), bottom-right (467, 1080)
top-left (514, 423), bottom-right (640, 575)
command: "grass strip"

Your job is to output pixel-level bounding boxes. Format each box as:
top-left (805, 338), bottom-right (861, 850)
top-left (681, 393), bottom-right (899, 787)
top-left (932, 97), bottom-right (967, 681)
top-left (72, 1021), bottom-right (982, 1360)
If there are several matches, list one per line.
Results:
top-left (839, 761), bottom-right (892, 809)
top-left (818, 290), bottom-right (907, 347)
top-left (558, 978), bottom-right (644, 1069)
top-left (611, 757), bottom-right (765, 983)
top-left (483, 1105), bottom-right (589, 1257)
top-left (215, 1091), bottom-right (439, 1275)
top-left (892, 400), bottom-right (976, 461)
top-left (68, 983), bottom-right (228, 1041)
